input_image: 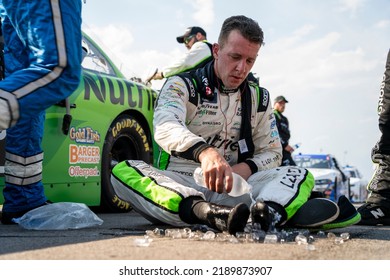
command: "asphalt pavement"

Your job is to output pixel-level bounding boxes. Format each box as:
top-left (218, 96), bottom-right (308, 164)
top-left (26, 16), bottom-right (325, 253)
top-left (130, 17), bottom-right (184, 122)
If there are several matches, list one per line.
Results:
top-left (1, 208), bottom-right (390, 260)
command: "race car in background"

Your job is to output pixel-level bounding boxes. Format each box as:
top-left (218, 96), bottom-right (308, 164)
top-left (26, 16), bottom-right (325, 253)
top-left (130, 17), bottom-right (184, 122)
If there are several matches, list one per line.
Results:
top-left (343, 165), bottom-right (368, 203)
top-left (294, 153), bottom-right (350, 201)
top-left (0, 32), bottom-right (158, 213)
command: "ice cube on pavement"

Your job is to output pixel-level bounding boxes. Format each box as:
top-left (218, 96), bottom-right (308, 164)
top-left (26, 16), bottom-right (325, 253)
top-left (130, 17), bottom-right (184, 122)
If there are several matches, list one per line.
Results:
top-left (133, 237), bottom-right (153, 247)
top-left (264, 234), bottom-right (278, 244)
top-left (295, 234), bottom-right (308, 245)
top-left (202, 231), bottom-right (216, 240)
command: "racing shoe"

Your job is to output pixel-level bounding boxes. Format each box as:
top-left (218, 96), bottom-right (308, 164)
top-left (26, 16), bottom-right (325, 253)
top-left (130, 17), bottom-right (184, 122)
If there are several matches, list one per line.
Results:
top-left (357, 203), bottom-right (390, 226)
top-left (179, 197), bottom-right (250, 235)
top-left (1, 201), bottom-right (52, 225)
top-left (286, 198), bottom-right (339, 228)
top-left (251, 201), bottom-right (271, 231)
top-left (367, 153), bottom-right (390, 195)
top-left (318, 195), bottom-right (361, 230)
top-left (251, 201), bottom-right (286, 232)
top-left (202, 202), bottom-right (250, 235)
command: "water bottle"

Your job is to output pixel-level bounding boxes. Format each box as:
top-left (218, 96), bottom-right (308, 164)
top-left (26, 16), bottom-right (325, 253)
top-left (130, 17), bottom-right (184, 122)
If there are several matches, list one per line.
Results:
top-left (292, 143), bottom-right (302, 150)
top-left (193, 167), bottom-right (252, 197)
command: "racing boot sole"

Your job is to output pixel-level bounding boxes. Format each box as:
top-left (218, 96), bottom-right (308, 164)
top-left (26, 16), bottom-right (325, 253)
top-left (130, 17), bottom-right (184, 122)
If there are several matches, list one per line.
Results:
top-left (318, 195), bottom-right (361, 230)
top-left (286, 198), bottom-right (339, 228)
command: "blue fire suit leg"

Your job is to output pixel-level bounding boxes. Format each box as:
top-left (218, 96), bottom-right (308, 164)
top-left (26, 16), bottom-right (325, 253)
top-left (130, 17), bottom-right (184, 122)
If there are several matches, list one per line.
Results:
top-left (0, 0), bottom-right (82, 213)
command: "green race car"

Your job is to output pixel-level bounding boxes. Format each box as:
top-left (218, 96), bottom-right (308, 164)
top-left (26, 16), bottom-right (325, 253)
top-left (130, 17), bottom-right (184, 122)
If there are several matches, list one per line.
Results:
top-left (0, 32), bottom-right (158, 212)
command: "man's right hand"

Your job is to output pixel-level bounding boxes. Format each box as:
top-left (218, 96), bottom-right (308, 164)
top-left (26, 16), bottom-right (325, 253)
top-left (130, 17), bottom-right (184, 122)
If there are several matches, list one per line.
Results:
top-left (285, 144), bottom-right (295, 153)
top-left (198, 147), bottom-right (234, 194)
top-left (152, 71), bottom-right (164, 80)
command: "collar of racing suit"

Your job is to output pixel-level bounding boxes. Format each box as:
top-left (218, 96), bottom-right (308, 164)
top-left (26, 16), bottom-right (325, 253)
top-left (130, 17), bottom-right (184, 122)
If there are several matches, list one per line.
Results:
top-left (191, 60), bottom-right (249, 98)
top-left (190, 61), bottom-right (255, 163)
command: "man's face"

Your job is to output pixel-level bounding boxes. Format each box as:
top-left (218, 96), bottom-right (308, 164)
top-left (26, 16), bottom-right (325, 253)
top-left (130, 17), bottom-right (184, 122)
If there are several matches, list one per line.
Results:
top-left (274, 101), bottom-right (286, 113)
top-left (184, 34), bottom-right (196, 50)
top-left (213, 30), bottom-right (260, 89)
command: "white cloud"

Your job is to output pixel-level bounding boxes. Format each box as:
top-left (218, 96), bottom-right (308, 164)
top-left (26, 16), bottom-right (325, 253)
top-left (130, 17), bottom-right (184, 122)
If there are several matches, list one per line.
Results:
top-left (83, 24), bottom-right (135, 74)
top-left (337, 0), bottom-right (365, 16)
top-left (254, 23), bottom-right (381, 177)
top-left (256, 30), bottom-right (343, 94)
top-left (175, 9), bottom-right (186, 23)
top-left (256, 25), bottom-right (378, 97)
top-left (84, 24), bottom-right (134, 54)
top-left (375, 20), bottom-right (390, 29)
top-left (293, 24), bottom-right (317, 38)
top-left (83, 23), bottom-right (187, 86)
top-left (120, 48), bottom-right (184, 83)
top-left (190, 0), bottom-right (215, 27)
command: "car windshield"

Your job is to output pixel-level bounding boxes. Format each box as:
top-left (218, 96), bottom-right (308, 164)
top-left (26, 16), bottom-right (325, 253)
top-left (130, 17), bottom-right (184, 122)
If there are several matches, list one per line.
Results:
top-left (345, 170), bottom-right (357, 178)
top-left (295, 156), bottom-right (332, 169)
top-left (81, 37), bottom-right (116, 76)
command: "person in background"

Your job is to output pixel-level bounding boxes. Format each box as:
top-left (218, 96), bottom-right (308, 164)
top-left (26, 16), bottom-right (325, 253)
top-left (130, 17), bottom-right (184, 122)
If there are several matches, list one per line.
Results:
top-left (358, 49), bottom-right (390, 225)
top-left (151, 26), bottom-right (212, 80)
top-left (0, 0), bottom-right (83, 224)
top-left (273, 95), bottom-right (296, 166)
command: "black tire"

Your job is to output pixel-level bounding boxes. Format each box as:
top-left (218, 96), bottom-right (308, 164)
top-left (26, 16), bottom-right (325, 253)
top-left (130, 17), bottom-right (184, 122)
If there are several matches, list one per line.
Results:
top-left (347, 178), bottom-right (352, 201)
top-left (100, 114), bottom-right (152, 212)
top-left (333, 177), bottom-right (338, 201)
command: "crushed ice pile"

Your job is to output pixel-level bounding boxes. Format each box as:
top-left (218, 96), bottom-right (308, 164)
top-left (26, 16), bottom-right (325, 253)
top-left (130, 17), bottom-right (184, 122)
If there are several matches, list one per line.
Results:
top-left (133, 223), bottom-right (351, 249)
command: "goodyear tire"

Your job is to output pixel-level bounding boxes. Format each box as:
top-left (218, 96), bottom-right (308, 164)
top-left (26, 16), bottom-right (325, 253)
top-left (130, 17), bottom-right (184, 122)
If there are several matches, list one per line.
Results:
top-left (100, 114), bottom-right (152, 212)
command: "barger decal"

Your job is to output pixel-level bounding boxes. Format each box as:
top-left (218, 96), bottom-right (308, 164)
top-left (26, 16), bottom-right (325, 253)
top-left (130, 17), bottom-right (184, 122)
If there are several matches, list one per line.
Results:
top-left (69, 144), bottom-right (100, 164)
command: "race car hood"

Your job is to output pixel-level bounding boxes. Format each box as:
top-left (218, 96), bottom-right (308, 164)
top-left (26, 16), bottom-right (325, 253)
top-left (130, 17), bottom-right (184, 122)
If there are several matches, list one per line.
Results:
top-left (308, 168), bottom-right (338, 180)
top-left (349, 177), bottom-right (359, 185)
top-left (349, 177), bottom-right (367, 186)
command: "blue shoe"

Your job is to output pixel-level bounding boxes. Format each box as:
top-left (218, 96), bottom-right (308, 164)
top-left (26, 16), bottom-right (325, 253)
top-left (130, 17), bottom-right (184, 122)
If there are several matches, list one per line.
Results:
top-left (1, 201), bottom-right (52, 225)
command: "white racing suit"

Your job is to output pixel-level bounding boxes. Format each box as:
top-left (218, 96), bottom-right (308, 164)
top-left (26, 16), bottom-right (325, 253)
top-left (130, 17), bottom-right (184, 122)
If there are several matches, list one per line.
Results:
top-left (0, 0), bottom-right (82, 213)
top-left (162, 40), bottom-right (212, 78)
top-left (111, 62), bottom-right (314, 227)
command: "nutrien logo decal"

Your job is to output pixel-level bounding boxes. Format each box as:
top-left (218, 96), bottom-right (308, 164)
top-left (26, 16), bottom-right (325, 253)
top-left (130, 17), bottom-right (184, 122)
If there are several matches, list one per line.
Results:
top-left (83, 73), bottom-right (156, 111)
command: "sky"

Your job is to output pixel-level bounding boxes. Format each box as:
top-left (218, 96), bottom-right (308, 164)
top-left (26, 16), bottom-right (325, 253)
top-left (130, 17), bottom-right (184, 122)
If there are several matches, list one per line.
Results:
top-left (81, 0), bottom-right (390, 181)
